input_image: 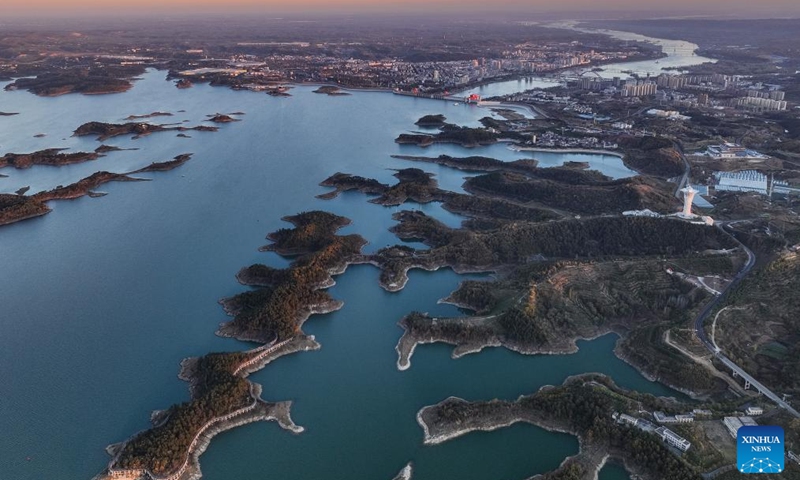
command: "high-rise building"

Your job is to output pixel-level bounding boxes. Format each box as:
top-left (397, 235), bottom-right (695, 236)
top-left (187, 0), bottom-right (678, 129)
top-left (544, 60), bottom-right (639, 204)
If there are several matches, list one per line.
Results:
top-left (621, 81), bottom-right (658, 97)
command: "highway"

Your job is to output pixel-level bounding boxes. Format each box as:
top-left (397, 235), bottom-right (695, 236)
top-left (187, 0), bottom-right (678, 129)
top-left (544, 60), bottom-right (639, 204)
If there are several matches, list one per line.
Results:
top-left (692, 223), bottom-right (800, 417)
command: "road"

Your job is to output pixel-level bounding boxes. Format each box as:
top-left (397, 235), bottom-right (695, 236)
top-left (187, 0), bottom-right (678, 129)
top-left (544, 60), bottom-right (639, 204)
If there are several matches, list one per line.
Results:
top-left (674, 142), bottom-right (691, 198)
top-left (692, 224), bottom-right (800, 417)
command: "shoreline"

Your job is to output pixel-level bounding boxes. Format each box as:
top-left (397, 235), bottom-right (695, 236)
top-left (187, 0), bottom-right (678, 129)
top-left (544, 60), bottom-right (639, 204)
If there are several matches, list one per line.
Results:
top-left (414, 379), bottom-right (660, 480)
top-left (394, 314), bottom-right (705, 401)
top-left (507, 145), bottom-right (625, 158)
top-left (96, 337), bottom-right (315, 480)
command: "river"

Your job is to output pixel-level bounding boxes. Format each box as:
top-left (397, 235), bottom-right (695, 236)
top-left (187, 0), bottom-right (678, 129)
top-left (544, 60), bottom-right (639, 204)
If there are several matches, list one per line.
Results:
top-left (463, 22), bottom-right (716, 99)
top-left (1, 66), bottom-right (669, 480)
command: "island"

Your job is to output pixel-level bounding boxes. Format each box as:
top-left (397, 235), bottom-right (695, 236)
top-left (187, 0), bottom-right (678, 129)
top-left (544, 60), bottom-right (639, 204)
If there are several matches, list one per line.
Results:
top-left (0, 154), bottom-right (193, 227)
top-left (0, 194), bottom-right (51, 226)
top-left (74, 121), bottom-right (220, 141)
top-left (206, 113), bottom-right (240, 123)
top-left (4, 65), bottom-right (144, 96)
top-left (218, 211), bottom-right (368, 342)
top-left (313, 85), bottom-right (351, 96)
top-left (129, 153), bottom-right (193, 173)
top-left (0, 148), bottom-right (100, 170)
top-left (125, 112), bottom-right (173, 121)
top-left (414, 114), bottom-right (447, 128)
top-left (100, 337), bottom-right (312, 480)
top-left (95, 211), bottom-right (373, 479)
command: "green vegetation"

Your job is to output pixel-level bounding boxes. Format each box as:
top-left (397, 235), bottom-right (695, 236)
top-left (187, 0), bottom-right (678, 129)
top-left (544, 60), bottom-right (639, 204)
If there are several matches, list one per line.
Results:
top-left (423, 376), bottom-right (701, 480)
top-left (5, 67), bottom-right (141, 96)
top-left (618, 326), bottom-right (727, 394)
top-left (395, 124), bottom-right (500, 147)
top-left (74, 121), bottom-right (218, 141)
top-left (34, 171), bottom-right (142, 202)
top-left (223, 211), bottom-right (366, 341)
top-left (391, 211), bottom-right (735, 267)
top-left (445, 280), bottom-right (500, 314)
top-left (320, 169), bottom-right (557, 222)
top-left (401, 255), bottom-right (725, 361)
top-left (414, 114), bottom-right (446, 127)
top-left (466, 171), bottom-right (677, 216)
top-left (114, 351), bottom-right (254, 476)
top-left (618, 136), bottom-right (685, 178)
top-left (0, 194), bottom-right (50, 226)
top-left (0, 148), bottom-right (100, 169)
top-left (714, 253), bottom-right (800, 397)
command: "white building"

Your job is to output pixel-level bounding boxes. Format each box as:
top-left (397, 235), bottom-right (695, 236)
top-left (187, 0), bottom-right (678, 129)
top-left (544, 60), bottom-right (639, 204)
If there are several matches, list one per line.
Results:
top-left (623, 209), bottom-right (661, 218)
top-left (654, 411), bottom-right (694, 424)
top-left (655, 427), bottom-right (692, 452)
top-left (618, 414), bottom-right (639, 426)
top-left (746, 406), bottom-right (764, 416)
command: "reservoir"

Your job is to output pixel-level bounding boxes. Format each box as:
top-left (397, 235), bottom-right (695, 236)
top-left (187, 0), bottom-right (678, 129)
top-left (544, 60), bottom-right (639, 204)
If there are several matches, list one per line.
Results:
top-left (1, 68), bottom-right (675, 480)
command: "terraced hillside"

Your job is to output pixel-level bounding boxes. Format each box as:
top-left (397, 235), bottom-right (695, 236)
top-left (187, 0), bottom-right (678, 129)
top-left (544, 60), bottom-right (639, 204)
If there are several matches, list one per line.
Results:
top-left (712, 253), bottom-right (800, 398)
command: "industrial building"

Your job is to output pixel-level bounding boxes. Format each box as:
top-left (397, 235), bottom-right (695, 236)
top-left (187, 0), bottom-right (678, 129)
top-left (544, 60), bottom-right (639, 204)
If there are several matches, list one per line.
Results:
top-left (714, 170), bottom-right (769, 195)
top-left (724, 416), bottom-right (758, 439)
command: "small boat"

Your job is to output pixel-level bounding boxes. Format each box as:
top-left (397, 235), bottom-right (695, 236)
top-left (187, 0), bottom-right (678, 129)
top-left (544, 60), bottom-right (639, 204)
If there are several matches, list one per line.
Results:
top-left (453, 102), bottom-right (460, 106)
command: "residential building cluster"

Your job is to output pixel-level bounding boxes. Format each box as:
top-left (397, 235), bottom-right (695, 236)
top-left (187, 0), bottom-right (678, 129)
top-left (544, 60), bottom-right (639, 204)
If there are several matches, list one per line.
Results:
top-left (527, 130), bottom-right (618, 150)
top-left (572, 71), bottom-right (790, 111)
top-left (622, 80), bottom-right (658, 97)
top-left (170, 39), bottom-right (655, 93)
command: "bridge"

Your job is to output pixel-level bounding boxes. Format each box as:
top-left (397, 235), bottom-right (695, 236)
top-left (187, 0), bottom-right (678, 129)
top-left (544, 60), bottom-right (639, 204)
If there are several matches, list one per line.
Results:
top-left (692, 224), bottom-right (799, 418)
top-left (716, 354), bottom-right (800, 417)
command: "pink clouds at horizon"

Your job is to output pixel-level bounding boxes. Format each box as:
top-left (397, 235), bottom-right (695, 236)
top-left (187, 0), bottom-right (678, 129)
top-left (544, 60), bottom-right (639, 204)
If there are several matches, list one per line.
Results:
top-left (0, 0), bottom-right (798, 15)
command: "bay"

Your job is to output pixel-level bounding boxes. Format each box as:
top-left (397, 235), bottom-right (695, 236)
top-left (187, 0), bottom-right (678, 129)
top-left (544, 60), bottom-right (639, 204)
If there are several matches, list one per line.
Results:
top-left (0, 69), bottom-right (673, 480)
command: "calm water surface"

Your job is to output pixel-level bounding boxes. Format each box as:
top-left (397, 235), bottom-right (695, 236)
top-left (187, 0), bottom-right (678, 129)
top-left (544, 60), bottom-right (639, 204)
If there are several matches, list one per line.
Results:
top-left (0, 70), bottom-right (665, 480)
top-left (463, 24), bottom-right (716, 99)
top-left (599, 462), bottom-right (631, 480)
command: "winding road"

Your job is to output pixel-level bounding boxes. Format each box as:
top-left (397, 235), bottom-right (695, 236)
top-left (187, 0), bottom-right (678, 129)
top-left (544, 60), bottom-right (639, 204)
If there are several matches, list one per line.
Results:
top-left (692, 223), bottom-right (799, 417)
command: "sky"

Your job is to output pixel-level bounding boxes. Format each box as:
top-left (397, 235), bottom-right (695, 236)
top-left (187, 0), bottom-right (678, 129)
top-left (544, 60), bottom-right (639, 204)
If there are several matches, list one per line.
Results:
top-left (0, 0), bottom-right (798, 16)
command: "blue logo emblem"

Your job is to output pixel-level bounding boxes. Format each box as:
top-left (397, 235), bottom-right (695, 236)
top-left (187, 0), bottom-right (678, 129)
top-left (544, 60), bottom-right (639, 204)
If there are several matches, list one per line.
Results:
top-left (738, 425), bottom-right (784, 474)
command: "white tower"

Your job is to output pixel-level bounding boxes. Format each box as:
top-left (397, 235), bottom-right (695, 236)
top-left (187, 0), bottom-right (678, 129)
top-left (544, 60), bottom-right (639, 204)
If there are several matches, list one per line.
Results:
top-left (680, 186), bottom-right (697, 217)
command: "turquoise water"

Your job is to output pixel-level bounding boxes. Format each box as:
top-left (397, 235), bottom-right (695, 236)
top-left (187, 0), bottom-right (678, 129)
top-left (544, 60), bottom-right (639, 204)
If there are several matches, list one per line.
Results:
top-left (598, 462), bottom-right (631, 480)
top-left (0, 70), bottom-right (673, 480)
